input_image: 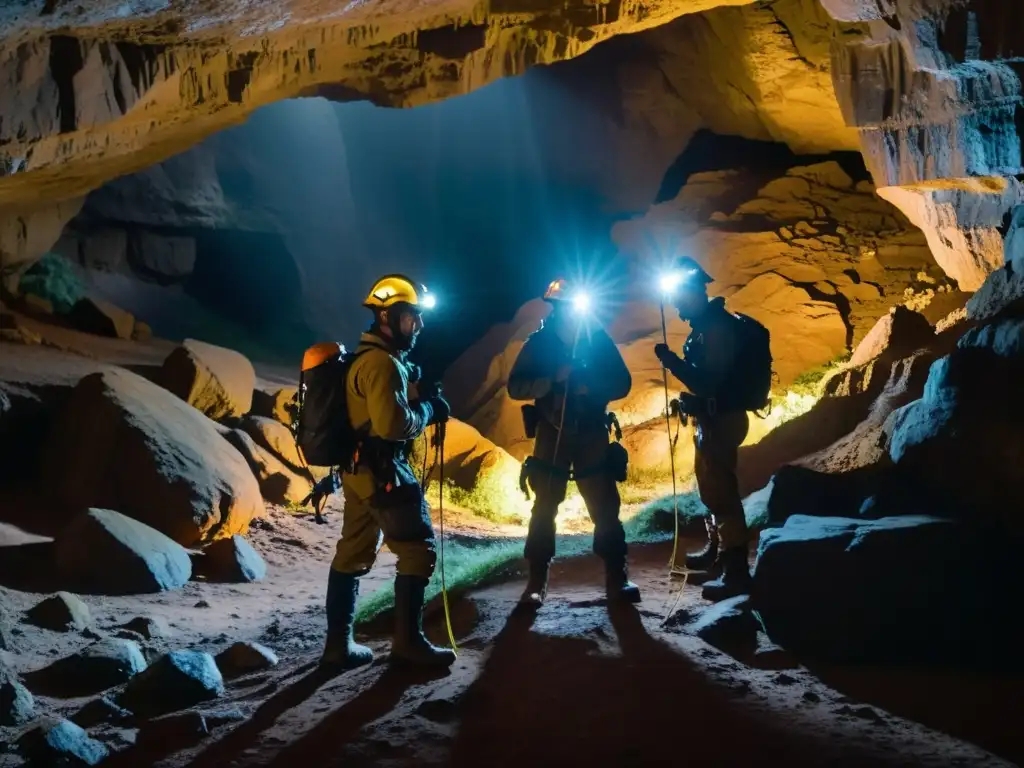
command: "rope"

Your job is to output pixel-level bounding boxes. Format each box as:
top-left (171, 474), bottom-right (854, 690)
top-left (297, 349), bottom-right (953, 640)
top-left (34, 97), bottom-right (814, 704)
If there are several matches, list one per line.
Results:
top-left (434, 421), bottom-right (459, 655)
top-left (659, 301), bottom-right (690, 625)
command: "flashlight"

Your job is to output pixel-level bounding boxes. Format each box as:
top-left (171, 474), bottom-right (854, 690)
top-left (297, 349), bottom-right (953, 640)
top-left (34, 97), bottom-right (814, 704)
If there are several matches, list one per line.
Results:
top-left (572, 292), bottom-right (591, 314)
top-left (421, 292), bottom-right (437, 310)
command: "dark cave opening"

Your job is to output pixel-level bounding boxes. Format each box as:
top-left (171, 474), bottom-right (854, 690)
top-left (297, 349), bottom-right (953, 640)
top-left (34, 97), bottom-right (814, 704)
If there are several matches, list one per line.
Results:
top-left (654, 130), bottom-right (872, 204)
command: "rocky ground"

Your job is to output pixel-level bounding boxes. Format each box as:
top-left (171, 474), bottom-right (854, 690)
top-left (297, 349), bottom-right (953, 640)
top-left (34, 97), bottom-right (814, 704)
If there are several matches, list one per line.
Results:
top-left (3, 256), bottom-right (1023, 766)
top-left (3, 534), bottom-right (1018, 767)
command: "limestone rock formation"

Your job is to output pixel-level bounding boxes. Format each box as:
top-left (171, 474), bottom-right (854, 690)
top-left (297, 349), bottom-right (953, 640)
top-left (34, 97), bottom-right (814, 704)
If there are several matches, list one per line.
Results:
top-left (161, 339), bottom-right (256, 421)
top-left (883, 317), bottom-right (1024, 534)
top-left (54, 508), bottom-right (193, 594)
top-left (41, 367), bottom-right (262, 546)
top-left (823, 0), bottom-right (1024, 290)
top-left (451, 163), bottom-right (941, 454)
top-left (752, 514), bottom-right (1019, 665)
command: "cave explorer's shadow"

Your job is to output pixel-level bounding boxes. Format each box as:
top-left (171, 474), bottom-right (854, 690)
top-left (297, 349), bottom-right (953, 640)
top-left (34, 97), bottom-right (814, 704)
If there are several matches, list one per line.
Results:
top-left (178, 659), bottom-right (451, 768)
top-left (449, 602), bottom-right (948, 768)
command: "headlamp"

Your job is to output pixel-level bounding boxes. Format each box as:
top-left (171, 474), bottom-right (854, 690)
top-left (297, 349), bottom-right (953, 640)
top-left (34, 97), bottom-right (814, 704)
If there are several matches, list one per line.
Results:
top-left (572, 292), bottom-right (591, 314)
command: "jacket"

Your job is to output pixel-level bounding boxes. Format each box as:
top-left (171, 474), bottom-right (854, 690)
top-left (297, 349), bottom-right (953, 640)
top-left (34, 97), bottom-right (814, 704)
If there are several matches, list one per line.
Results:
top-left (664, 297), bottom-right (740, 401)
top-left (507, 320), bottom-right (631, 430)
top-left (344, 331), bottom-right (431, 493)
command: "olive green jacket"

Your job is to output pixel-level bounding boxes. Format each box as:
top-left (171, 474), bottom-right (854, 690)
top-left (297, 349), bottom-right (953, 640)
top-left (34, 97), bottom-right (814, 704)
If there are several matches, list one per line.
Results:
top-left (343, 332), bottom-right (431, 498)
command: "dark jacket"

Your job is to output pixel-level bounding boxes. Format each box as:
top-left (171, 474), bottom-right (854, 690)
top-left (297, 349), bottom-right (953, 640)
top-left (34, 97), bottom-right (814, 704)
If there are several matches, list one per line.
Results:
top-left (663, 297), bottom-right (740, 401)
top-left (507, 320), bottom-right (631, 431)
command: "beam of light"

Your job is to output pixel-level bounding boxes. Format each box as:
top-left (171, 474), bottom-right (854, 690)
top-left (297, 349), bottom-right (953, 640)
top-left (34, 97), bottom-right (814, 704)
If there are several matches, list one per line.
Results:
top-left (421, 292), bottom-right (437, 309)
top-left (658, 271), bottom-right (682, 296)
top-left (572, 291), bottom-right (592, 315)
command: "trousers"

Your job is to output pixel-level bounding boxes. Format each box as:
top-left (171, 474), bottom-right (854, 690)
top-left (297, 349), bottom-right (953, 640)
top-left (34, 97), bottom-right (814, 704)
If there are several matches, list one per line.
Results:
top-left (693, 410), bottom-right (749, 550)
top-left (524, 418), bottom-right (626, 566)
top-left (331, 459), bottom-right (437, 579)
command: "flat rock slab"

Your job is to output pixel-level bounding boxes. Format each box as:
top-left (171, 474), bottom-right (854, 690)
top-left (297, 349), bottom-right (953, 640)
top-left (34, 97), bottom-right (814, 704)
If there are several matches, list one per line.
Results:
top-left (25, 638), bottom-right (147, 697)
top-left (24, 591), bottom-right (92, 631)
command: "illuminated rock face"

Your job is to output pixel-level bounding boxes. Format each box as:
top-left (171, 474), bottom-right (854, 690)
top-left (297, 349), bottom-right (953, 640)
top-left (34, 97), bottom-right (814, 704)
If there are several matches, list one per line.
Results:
top-left (822, 0), bottom-right (1024, 288)
top-left (0, 0), bottom-right (856, 284)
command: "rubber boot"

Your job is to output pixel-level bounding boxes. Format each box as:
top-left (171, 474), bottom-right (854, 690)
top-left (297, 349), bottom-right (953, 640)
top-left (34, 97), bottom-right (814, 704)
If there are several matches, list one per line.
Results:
top-left (685, 522), bottom-right (719, 571)
top-left (605, 561), bottom-right (641, 604)
top-left (519, 560), bottom-right (549, 606)
top-left (321, 569), bottom-right (374, 670)
top-left (701, 546), bottom-right (753, 602)
top-left (391, 575), bottom-right (457, 667)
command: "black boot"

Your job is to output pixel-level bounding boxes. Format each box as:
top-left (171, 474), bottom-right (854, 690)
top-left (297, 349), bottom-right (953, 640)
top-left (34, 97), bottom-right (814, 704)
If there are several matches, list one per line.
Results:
top-left (391, 575), bottom-right (457, 667)
top-left (321, 569), bottom-right (374, 670)
top-left (685, 523), bottom-right (719, 571)
top-left (519, 560), bottom-right (550, 606)
top-left (701, 546), bottom-right (752, 602)
top-left (605, 561), bottom-right (641, 604)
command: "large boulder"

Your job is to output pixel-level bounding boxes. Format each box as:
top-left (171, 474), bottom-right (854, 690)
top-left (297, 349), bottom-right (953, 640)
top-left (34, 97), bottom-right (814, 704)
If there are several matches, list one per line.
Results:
top-left (161, 339), bottom-right (256, 421)
top-left (412, 419), bottom-right (526, 519)
top-left (239, 415), bottom-right (305, 472)
top-left (54, 508), bottom-right (193, 594)
top-left (24, 638), bottom-right (148, 697)
top-left (883, 320), bottom-right (1024, 534)
top-left (250, 387), bottom-right (298, 426)
top-left (221, 428), bottom-right (312, 506)
top-left (42, 367), bottom-right (262, 546)
top-left (68, 297), bottom-right (135, 340)
top-left (751, 515), bottom-right (1020, 665)
top-left (848, 305), bottom-right (934, 368)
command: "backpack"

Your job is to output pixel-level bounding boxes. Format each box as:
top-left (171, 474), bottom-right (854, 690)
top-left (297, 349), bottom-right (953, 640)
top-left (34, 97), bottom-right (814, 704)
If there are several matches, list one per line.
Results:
top-left (294, 342), bottom-right (368, 470)
top-left (724, 313), bottom-right (774, 412)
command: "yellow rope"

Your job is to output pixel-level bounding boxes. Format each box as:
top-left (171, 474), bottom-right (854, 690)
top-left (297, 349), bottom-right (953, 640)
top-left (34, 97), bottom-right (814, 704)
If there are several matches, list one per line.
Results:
top-left (436, 423), bottom-right (458, 654)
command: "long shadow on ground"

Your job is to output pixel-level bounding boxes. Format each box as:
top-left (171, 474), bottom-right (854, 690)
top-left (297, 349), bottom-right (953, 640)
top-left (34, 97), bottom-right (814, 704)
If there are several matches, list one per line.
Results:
top-left (448, 600), bottom-right (971, 767)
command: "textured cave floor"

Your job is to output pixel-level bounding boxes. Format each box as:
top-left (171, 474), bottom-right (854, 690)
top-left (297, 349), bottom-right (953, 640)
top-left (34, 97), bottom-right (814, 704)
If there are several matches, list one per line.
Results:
top-left (0, 320), bottom-right (1020, 767)
top-left (2, 512), bottom-right (1021, 767)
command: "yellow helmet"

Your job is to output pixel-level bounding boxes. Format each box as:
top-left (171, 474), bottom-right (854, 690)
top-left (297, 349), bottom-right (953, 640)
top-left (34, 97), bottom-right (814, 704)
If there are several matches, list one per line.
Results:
top-left (363, 274), bottom-right (435, 310)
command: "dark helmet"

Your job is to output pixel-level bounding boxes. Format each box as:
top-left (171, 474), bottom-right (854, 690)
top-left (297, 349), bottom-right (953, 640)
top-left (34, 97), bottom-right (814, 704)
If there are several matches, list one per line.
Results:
top-left (673, 256), bottom-right (713, 287)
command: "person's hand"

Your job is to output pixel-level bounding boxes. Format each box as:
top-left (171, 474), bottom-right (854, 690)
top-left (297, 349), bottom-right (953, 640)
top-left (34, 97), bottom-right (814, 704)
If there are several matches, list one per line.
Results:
top-left (427, 394), bottom-right (451, 425)
top-left (654, 343), bottom-right (674, 365)
top-left (406, 362), bottom-right (423, 383)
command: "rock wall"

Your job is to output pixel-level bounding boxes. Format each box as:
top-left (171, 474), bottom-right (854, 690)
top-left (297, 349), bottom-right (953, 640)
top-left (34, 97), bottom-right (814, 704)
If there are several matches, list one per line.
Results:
top-left (448, 161), bottom-right (949, 456)
top-left (0, 0), bottom-right (860, 281)
top-left (822, 0), bottom-right (1024, 288)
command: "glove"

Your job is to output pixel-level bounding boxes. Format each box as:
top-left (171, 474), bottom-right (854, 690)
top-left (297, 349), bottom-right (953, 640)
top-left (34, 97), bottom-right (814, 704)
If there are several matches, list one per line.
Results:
top-left (406, 362), bottom-right (423, 384)
top-left (426, 394), bottom-right (451, 425)
top-left (653, 343), bottom-right (676, 366)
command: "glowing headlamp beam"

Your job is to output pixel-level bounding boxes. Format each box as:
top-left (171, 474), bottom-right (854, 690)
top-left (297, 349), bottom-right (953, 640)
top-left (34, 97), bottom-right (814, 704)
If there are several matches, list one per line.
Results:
top-left (659, 272), bottom-right (682, 295)
top-left (571, 292), bottom-right (592, 314)
top-left (421, 293), bottom-right (437, 310)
